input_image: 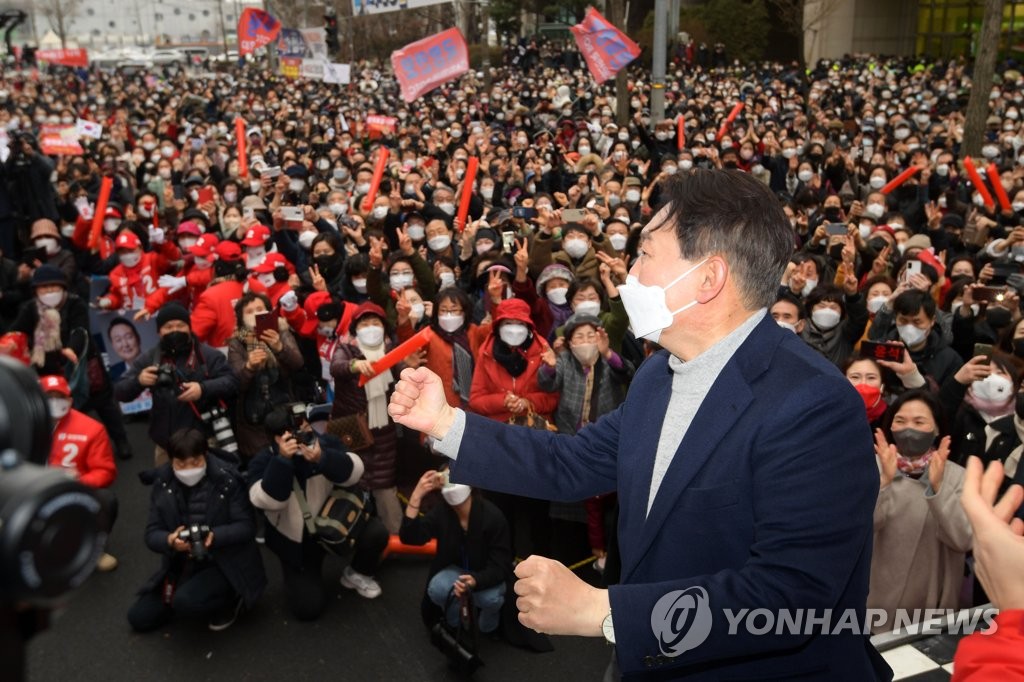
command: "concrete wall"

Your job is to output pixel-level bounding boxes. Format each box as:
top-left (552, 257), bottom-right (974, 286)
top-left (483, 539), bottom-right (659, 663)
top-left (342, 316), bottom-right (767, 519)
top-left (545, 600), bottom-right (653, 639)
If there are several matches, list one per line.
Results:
top-left (807, 0), bottom-right (917, 61)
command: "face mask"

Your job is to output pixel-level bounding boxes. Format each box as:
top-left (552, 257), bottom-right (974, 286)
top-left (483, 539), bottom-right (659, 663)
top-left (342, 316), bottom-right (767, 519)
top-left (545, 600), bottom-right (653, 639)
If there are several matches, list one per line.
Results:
top-left (120, 252), bottom-right (142, 268)
top-left (801, 279), bottom-right (818, 297)
top-left (356, 182), bottom-right (371, 195)
top-left (298, 231), bottom-right (317, 249)
top-left (603, 232), bottom-right (629, 251)
top-left (782, 148), bottom-right (797, 159)
top-left (289, 180), bottom-right (306, 194)
top-left (865, 203), bottom-right (885, 219)
top-left (854, 383), bottom-right (882, 410)
top-left (438, 313), bottom-right (465, 333)
top-left (390, 272), bottom-right (414, 291)
top-left (351, 277), bottom-right (368, 294)
top-left (894, 128), bottom-right (911, 141)
top-left (48, 397), bottom-right (72, 420)
top-left (680, 160), bottom-right (693, 170)
top-left (439, 272), bottom-right (456, 289)
top-left (608, 195), bottom-right (621, 207)
top-left (563, 238), bottom-right (589, 259)
top-left (329, 202), bottom-right (348, 215)
top-left (625, 189), bottom-right (641, 203)
top-left (972, 373), bottom-right (1014, 404)
top-left (223, 191), bottom-right (237, 204)
top-left (256, 273), bottom-right (276, 289)
top-left (407, 224), bottom-right (426, 241)
top-left (617, 258), bottom-right (708, 343)
top-left (982, 145), bottom-right (1000, 159)
top-left (798, 170), bottom-right (813, 183)
top-left (37, 289), bottom-right (64, 308)
top-left (409, 302), bottom-right (425, 320)
top-left (36, 237), bottom-right (59, 255)
top-left (317, 325), bottom-right (336, 338)
top-left (189, 189), bottom-right (201, 203)
top-left (160, 330), bottom-right (192, 358)
top-left (891, 427), bottom-right (936, 458)
top-left (811, 308), bottom-right (841, 330)
top-left (104, 219), bottom-right (121, 234)
top-left (250, 180), bottom-right (262, 193)
top-left (546, 287), bottom-right (568, 306)
top-left (173, 465), bottom-right (207, 487)
top-left (897, 323), bottom-right (928, 347)
top-left (475, 242), bottom-right (494, 256)
top-left (499, 322), bottom-right (530, 347)
top-left (246, 247), bottom-right (266, 266)
top-left (194, 256), bottom-right (212, 270)
top-left (776, 320), bottom-right (797, 333)
top-left (371, 206), bottom-right (388, 220)
top-left (428, 235), bottom-right (452, 252)
top-left (356, 325), bottom-right (385, 347)
top-left (935, 164), bottom-right (949, 177)
top-left (574, 300), bottom-right (602, 318)
top-left (867, 296), bottom-right (888, 314)
top-left (571, 342), bottom-right (600, 365)
top-left (869, 176), bottom-right (887, 190)
top-left (441, 483), bottom-right (471, 506)
top-left (1013, 201), bottom-right (1024, 213)
top-left (481, 186), bottom-right (494, 200)
top-left (438, 202), bottom-right (456, 216)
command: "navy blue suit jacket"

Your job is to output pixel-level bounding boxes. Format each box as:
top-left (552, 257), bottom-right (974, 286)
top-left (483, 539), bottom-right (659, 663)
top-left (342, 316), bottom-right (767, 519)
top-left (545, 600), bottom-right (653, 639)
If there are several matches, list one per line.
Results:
top-left (449, 314), bottom-right (892, 680)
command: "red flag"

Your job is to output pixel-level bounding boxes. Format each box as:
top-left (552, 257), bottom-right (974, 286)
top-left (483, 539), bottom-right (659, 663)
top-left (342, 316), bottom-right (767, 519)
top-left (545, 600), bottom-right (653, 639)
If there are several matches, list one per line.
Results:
top-left (570, 7), bottom-right (640, 83)
top-left (36, 49), bottom-right (88, 67)
top-left (238, 8), bottom-right (281, 56)
top-left (391, 28), bottom-right (469, 103)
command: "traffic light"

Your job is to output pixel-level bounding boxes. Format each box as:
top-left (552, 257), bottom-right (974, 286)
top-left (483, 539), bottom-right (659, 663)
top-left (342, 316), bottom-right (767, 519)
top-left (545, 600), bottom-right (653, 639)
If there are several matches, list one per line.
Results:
top-left (324, 12), bottom-right (339, 58)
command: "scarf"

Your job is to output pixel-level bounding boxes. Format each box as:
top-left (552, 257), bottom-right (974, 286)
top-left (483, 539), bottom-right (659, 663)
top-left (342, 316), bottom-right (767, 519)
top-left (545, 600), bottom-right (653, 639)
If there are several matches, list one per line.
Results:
top-left (32, 302), bottom-right (63, 368)
top-left (964, 387), bottom-right (1015, 422)
top-left (896, 448), bottom-right (935, 478)
top-left (492, 334), bottom-right (532, 378)
top-left (357, 340), bottom-right (392, 430)
top-left (232, 326), bottom-right (277, 370)
top-left (432, 323), bottom-right (475, 404)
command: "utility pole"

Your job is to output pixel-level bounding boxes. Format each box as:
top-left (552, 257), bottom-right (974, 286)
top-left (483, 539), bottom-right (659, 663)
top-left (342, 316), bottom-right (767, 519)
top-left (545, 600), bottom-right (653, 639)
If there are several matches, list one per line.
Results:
top-left (650, 0), bottom-right (668, 126)
top-left (668, 0), bottom-right (680, 46)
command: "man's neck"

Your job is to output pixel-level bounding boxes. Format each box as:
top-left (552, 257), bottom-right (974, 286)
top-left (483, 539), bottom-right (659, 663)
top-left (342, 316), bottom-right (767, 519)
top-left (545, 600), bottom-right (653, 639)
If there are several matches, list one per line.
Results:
top-left (662, 306), bottom-right (761, 362)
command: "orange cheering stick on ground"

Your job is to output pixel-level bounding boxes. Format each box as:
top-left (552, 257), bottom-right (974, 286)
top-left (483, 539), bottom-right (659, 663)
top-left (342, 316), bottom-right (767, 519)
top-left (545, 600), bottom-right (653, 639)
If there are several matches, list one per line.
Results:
top-left (715, 101), bottom-right (745, 142)
top-left (963, 156), bottom-right (995, 211)
top-left (87, 176), bottom-right (113, 251)
top-left (360, 146), bottom-right (390, 212)
top-left (986, 163), bottom-right (1012, 213)
top-left (880, 166), bottom-right (920, 195)
top-left (236, 117), bottom-right (248, 178)
top-left (454, 156), bottom-right (479, 233)
top-left (357, 326), bottom-right (433, 387)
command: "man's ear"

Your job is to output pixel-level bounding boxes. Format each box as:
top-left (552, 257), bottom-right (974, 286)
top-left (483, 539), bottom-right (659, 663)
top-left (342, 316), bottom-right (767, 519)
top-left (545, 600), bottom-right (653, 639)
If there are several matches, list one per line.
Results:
top-left (796, 320), bottom-right (806, 335)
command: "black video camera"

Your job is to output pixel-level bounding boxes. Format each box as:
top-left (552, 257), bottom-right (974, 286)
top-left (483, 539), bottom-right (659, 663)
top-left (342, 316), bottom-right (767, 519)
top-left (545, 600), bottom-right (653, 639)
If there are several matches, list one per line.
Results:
top-left (0, 357), bottom-right (110, 680)
top-left (177, 524), bottom-right (212, 562)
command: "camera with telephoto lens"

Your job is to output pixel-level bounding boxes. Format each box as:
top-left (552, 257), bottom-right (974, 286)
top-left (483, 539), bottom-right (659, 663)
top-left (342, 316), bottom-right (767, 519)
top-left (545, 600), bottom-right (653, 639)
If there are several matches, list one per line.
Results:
top-left (289, 403), bottom-right (315, 446)
top-left (0, 357), bottom-right (110, 680)
top-left (154, 362), bottom-right (182, 395)
top-left (198, 407), bottom-right (238, 455)
top-left (177, 524), bottom-right (212, 562)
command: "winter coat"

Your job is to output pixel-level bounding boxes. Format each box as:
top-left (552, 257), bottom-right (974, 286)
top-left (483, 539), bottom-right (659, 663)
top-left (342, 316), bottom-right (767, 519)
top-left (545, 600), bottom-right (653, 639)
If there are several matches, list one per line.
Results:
top-left (468, 334), bottom-right (558, 423)
top-left (48, 408), bottom-right (116, 488)
top-left (537, 350), bottom-right (634, 435)
top-left (395, 320), bottom-right (491, 408)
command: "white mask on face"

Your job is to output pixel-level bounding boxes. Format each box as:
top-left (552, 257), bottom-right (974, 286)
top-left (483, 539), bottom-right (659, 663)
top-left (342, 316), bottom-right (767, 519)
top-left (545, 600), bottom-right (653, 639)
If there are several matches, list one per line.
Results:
top-left (438, 313), bottom-right (464, 332)
top-left (546, 287), bottom-right (568, 306)
top-left (194, 256), bottom-right (212, 270)
top-left (356, 182), bottom-right (371, 195)
top-left (865, 203), bottom-right (885, 219)
top-left (371, 206), bottom-right (389, 220)
top-left (776, 320), bottom-right (797, 333)
top-left (38, 290), bottom-right (64, 308)
top-left (867, 296), bottom-right (888, 314)
top-left (498, 322), bottom-right (530, 346)
top-left (47, 397), bottom-right (72, 420)
top-left (441, 483), bottom-right (471, 506)
top-left (858, 223), bottom-right (873, 240)
top-left (119, 252), bottom-right (142, 268)
top-left (798, 170), bottom-right (813, 183)
top-left (972, 373), bottom-right (1014, 404)
top-left (438, 202), bottom-right (456, 216)
top-left (608, 233), bottom-right (628, 251)
top-left (897, 323), bottom-right (928, 347)
top-left (407, 224), bottom-right (426, 241)
top-left (481, 186), bottom-right (494, 200)
top-left (329, 202), bottom-right (348, 215)
top-left (317, 324), bottom-right (336, 338)
top-left (257, 273), bottom-right (276, 289)
top-left (297, 231), bottom-right (317, 249)
top-left (574, 300), bottom-right (602, 317)
top-left (475, 241), bottom-right (494, 256)
top-left (625, 189), bottom-right (641, 203)
top-left (439, 272), bottom-right (456, 289)
top-left (428, 235), bottom-right (452, 252)
top-left (351, 277), bottom-right (368, 293)
top-left (801, 279), bottom-right (818, 297)
top-left (390, 272), bottom-right (414, 291)
top-left (409, 302), bottom-right (425, 320)
top-left (104, 219), bottom-right (121, 234)
top-left (617, 258), bottom-right (709, 343)
top-left (571, 342), bottom-right (600, 366)
top-left (174, 465), bottom-right (207, 487)
top-left (870, 176), bottom-right (887, 190)
top-left (563, 238), bottom-right (589, 259)
top-left (356, 325), bottom-right (385, 347)
top-left (246, 247), bottom-right (266, 267)
top-left (811, 308), bottom-right (841, 330)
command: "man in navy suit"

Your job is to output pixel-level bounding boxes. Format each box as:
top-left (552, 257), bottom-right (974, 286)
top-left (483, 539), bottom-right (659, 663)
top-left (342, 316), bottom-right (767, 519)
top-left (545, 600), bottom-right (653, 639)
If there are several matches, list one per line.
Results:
top-left (390, 169), bottom-right (891, 680)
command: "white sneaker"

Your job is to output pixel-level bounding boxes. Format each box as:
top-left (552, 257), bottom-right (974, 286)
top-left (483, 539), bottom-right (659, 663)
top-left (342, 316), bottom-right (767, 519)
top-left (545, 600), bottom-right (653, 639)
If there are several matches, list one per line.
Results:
top-left (340, 565), bottom-right (382, 599)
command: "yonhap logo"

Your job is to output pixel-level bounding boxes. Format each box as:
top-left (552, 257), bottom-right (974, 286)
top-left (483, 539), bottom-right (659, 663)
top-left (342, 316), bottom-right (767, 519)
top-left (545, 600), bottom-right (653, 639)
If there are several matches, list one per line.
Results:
top-left (651, 586), bottom-right (713, 657)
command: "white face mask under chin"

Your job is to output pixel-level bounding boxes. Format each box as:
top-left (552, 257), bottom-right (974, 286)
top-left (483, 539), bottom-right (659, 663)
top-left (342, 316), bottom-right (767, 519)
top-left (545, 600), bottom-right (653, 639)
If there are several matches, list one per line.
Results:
top-left (617, 258), bottom-right (708, 343)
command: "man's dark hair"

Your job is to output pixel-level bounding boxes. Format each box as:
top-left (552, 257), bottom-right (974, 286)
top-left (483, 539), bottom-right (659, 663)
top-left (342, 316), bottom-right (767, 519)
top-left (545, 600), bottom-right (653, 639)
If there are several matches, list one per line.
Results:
top-left (264, 406), bottom-right (293, 438)
top-left (661, 169), bottom-right (793, 309)
top-left (773, 292), bottom-right (806, 320)
top-left (893, 289), bottom-right (936, 319)
top-left (107, 316), bottom-right (140, 342)
top-left (167, 428), bottom-right (209, 461)
top-left (805, 284), bottom-right (846, 318)
top-left (881, 388), bottom-right (947, 440)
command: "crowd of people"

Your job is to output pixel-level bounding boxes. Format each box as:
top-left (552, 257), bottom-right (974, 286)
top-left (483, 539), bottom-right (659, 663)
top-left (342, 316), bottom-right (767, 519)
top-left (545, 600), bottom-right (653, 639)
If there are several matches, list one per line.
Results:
top-left (1, 39), bottom-right (1023, 652)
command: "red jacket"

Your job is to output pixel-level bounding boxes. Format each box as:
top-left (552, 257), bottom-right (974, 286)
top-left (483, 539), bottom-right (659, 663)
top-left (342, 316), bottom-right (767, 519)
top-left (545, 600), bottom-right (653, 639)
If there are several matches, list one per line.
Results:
top-left (142, 262), bottom-right (214, 314)
top-left (100, 249), bottom-right (175, 311)
top-left (468, 333), bottom-right (558, 422)
top-left (192, 280), bottom-right (246, 347)
top-left (47, 409), bottom-right (117, 488)
top-left (952, 610), bottom-right (1024, 680)
top-left (397, 320), bottom-right (491, 408)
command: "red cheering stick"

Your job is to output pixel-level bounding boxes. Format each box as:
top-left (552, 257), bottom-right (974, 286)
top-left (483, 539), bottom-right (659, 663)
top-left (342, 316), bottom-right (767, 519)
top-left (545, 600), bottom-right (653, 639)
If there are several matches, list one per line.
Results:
top-left (361, 146), bottom-right (391, 212)
top-left (454, 156), bottom-right (479, 233)
top-left (357, 326), bottom-right (434, 387)
top-left (676, 115), bottom-right (685, 151)
top-left (963, 156), bottom-right (995, 211)
top-left (236, 117), bottom-right (248, 178)
top-left (87, 175), bottom-right (114, 251)
top-left (879, 166), bottom-right (920, 195)
top-left (986, 162), bottom-right (1012, 213)
top-left (715, 101), bottom-right (745, 142)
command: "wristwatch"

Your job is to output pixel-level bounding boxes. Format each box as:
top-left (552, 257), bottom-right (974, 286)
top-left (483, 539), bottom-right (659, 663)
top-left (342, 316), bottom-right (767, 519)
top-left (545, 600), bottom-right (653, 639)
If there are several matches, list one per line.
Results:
top-left (602, 609), bottom-right (615, 645)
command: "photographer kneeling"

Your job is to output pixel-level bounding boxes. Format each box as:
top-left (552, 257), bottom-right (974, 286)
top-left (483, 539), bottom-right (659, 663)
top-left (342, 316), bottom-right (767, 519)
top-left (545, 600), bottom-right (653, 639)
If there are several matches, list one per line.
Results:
top-left (400, 470), bottom-right (512, 635)
top-left (127, 428), bottom-right (266, 633)
top-left (247, 406), bottom-right (389, 620)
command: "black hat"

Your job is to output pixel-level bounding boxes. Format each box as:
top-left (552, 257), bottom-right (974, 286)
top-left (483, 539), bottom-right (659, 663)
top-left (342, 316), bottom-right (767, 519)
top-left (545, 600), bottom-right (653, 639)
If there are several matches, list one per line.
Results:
top-left (285, 165), bottom-right (309, 179)
top-left (155, 302), bottom-right (191, 330)
top-left (31, 264), bottom-right (67, 288)
top-left (940, 213), bottom-right (965, 229)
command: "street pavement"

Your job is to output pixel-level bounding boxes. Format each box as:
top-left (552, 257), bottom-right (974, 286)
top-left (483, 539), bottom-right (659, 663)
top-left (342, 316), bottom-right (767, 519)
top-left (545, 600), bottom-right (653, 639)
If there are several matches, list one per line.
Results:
top-left (25, 420), bottom-right (610, 681)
